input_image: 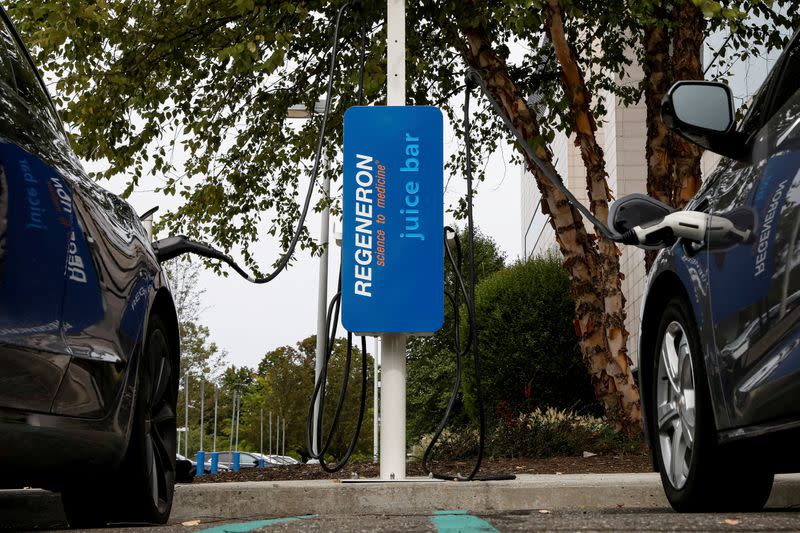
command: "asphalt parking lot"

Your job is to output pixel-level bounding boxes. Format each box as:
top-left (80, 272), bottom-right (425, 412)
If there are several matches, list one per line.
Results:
top-left (23, 509), bottom-right (800, 532)
top-left (3, 474), bottom-right (799, 532)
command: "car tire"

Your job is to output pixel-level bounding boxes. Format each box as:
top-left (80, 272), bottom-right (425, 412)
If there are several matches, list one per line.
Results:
top-left (61, 314), bottom-right (178, 527)
top-left (651, 296), bottom-right (773, 512)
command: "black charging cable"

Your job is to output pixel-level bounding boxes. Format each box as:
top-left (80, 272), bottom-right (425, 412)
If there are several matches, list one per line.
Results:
top-left (304, 2), bottom-right (370, 473)
top-left (156, 0), bottom-right (371, 473)
top-left (421, 229), bottom-right (470, 479)
top-left (464, 69), bottom-right (624, 243)
top-left (420, 81), bottom-right (515, 482)
top-left (153, 1), bottom-right (355, 278)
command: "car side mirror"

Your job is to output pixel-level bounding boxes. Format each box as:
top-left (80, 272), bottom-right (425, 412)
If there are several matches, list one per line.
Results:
top-left (661, 81), bottom-right (748, 161)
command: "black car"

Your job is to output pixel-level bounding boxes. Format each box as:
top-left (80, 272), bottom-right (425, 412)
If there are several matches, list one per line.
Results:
top-left (611, 30), bottom-right (800, 511)
top-left (0, 7), bottom-right (179, 527)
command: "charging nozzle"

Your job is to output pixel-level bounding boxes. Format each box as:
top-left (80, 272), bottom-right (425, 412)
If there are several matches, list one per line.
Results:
top-left (152, 235), bottom-right (258, 282)
top-left (619, 211), bottom-right (753, 249)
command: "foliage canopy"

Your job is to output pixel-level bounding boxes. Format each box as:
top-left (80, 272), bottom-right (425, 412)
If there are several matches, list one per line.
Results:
top-left (12, 0), bottom-right (795, 271)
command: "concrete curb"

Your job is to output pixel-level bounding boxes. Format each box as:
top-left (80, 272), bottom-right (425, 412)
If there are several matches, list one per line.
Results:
top-left (169, 473), bottom-right (800, 521)
top-left (2, 473), bottom-right (798, 529)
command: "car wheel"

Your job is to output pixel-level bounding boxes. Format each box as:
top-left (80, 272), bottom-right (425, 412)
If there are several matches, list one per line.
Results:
top-left (61, 315), bottom-right (177, 527)
top-left (652, 296), bottom-right (773, 512)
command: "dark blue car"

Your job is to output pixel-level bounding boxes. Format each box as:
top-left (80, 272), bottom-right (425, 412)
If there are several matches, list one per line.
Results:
top-left (0, 7), bottom-right (179, 526)
top-left (612, 30), bottom-right (800, 511)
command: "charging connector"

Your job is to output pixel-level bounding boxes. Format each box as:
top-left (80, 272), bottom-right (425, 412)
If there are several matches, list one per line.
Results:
top-left (619, 211), bottom-right (752, 248)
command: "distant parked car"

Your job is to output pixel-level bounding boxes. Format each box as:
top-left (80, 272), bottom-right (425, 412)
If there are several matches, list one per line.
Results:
top-left (210, 460), bottom-right (231, 473)
top-left (216, 451), bottom-right (262, 469)
top-left (269, 455), bottom-right (300, 466)
top-left (252, 453), bottom-right (300, 466)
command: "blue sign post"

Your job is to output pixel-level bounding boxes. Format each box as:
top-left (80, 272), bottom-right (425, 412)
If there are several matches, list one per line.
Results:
top-left (342, 106), bottom-right (444, 335)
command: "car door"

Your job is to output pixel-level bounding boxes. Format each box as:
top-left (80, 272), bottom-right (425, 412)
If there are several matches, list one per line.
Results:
top-left (707, 33), bottom-right (800, 427)
top-left (0, 12), bottom-right (75, 413)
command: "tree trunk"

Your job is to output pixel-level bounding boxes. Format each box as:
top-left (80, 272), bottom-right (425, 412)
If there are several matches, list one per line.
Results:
top-left (670, 0), bottom-right (705, 209)
top-left (456, 9), bottom-right (641, 434)
top-left (642, 16), bottom-right (673, 271)
top-left (544, 0), bottom-right (638, 429)
top-left (642, 1), bottom-right (705, 270)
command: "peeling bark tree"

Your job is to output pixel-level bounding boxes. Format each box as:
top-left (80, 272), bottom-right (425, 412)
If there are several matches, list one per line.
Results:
top-left (670, 1), bottom-right (706, 208)
top-left (457, 1), bottom-right (642, 435)
top-left (641, 0), bottom-right (705, 270)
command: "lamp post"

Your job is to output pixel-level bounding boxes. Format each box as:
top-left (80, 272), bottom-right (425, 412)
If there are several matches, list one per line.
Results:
top-left (288, 100), bottom-right (329, 457)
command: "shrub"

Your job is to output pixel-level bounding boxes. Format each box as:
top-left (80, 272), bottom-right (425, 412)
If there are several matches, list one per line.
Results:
top-left (489, 407), bottom-right (642, 458)
top-left (462, 255), bottom-right (599, 422)
top-left (413, 408), bottom-right (643, 461)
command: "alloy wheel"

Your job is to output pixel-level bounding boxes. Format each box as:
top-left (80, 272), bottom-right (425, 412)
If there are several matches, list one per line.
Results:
top-left (656, 320), bottom-right (696, 490)
top-left (143, 330), bottom-right (177, 514)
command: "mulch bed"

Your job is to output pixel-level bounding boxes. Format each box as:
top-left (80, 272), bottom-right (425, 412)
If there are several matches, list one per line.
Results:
top-left (192, 454), bottom-right (652, 483)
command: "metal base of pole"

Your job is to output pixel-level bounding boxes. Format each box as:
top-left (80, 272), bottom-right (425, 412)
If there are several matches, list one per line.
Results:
top-left (379, 333), bottom-right (406, 480)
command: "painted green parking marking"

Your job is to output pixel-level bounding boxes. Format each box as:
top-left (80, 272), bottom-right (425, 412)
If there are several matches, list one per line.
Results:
top-left (198, 514), bottom-right (316, 533)
top-left (431, 510), bottom-right (499, 532)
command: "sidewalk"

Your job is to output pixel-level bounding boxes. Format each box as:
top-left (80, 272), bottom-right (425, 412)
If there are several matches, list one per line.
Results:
top-left (3, 473), bottom-right (799, 529)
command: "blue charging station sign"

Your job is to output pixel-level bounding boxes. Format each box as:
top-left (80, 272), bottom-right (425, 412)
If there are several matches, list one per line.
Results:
top-left (342, 106), bottom-right (444, 334)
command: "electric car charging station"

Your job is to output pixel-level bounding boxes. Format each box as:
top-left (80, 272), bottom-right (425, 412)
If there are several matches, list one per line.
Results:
top-left (342, 105), bottom-right (444, 480)
top-left (332, 1), bottom-right (444, 482)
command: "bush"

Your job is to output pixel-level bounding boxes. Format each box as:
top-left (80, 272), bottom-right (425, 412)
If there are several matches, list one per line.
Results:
top-left (489, 407), bottom-right (642, 458)
top-left (462, 255), bottom-right (599, 422)
top-left (406, 227), bottom-right (505, 443)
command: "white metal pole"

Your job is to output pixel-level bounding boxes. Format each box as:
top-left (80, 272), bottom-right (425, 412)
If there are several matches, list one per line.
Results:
top-left (380, 0), bottom-right (407, 482)
top-left (184, 373), bottom-right (189, 457)
top-left (314, 152), bottom-right (331, 457)
top-left (229, 391), bottom-right (236, 451)
top-left (373, 337), bottom-right (379, 464)
top-left (276, 416), bottom-right (280, 456)
top-left (282, 417), bottom-right (286, 456)
top-left (260, 408), bottom-right (264, 459)
top-left (380, 333), bottom-right (406, 480)
top-left (213, 385), bottom-right (218, 452)
top-left (269, 411), bottom-right (273, 457)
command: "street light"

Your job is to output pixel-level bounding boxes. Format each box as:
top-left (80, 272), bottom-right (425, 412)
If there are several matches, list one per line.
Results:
top-left (177, 427), bottom-right (188, 457)
top-left (287, 101), bottom-right (327, 119)
top-left (287, 100), bottom-right (329, 457)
